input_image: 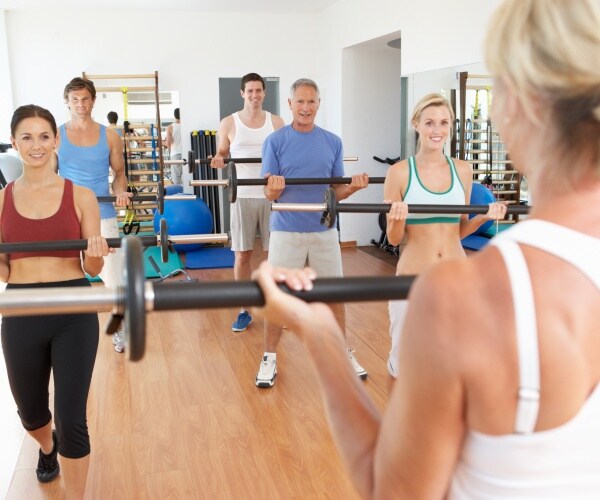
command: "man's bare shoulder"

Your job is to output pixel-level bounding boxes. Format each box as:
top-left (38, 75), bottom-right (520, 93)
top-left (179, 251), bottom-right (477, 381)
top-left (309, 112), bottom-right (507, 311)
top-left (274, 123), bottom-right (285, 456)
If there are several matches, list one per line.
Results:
top-left (271, 114), bottom-right (286, 130)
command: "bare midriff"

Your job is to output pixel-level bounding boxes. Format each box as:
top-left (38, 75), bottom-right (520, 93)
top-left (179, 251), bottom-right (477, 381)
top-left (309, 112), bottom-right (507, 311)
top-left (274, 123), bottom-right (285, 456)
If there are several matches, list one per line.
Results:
top-left (8, 256), bottom-right (86, 284)
top-left (396, 223), bottom-right (466, 276)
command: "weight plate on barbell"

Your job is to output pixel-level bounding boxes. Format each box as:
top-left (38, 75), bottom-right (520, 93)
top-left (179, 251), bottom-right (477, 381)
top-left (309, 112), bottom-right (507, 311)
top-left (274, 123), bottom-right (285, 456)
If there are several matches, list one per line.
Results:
top-left (123, 237), bottom-right (146, 361)
top-left (227, 161), bottom-right (238, 204)
top-left (160, 218), bottom-right (168, 264)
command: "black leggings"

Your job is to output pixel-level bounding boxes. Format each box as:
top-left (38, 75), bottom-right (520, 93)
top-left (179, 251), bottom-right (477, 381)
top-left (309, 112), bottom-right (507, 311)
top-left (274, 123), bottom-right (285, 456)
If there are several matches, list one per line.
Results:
top-left (1, 278), bottom-right (99, 459)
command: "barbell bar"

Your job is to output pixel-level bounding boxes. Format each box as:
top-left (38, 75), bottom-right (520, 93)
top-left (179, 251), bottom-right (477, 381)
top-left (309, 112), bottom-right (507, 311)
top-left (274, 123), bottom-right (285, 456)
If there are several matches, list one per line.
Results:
top-left (97, 183), bottom-right (206, 215)
top-left (0, 237), bottom-right (416, 362)
top-left (271, 188), bottom-right (532, 228)
top-left (190, 162), bottom-right (385, 203)
top-left (179, 155), bottom-right (358, 166)
top-left (0, 218), bottom-right (229, 264)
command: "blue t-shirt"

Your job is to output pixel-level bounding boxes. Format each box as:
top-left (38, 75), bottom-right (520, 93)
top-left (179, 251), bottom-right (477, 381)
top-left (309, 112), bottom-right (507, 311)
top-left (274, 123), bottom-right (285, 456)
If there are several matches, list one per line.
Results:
top-left (261, 125), bottom-right (344, 232)
top-left (58, 123), bottom-right (115, 219)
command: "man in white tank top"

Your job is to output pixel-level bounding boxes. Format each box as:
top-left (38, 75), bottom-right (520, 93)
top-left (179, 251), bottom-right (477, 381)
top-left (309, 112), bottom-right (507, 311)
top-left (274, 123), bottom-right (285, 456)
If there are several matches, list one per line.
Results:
top-left (211, 73), bottom-right (284, 332)
top-left (165, 108), bottom-right (182, 184)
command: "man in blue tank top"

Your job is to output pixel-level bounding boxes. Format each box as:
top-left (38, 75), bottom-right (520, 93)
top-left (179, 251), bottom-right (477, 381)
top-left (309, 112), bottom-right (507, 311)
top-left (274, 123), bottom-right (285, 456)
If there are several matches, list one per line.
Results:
top-left (58, 77), bottom-right (131, 353)
top-left (255, 78), bottom-right (370, 388)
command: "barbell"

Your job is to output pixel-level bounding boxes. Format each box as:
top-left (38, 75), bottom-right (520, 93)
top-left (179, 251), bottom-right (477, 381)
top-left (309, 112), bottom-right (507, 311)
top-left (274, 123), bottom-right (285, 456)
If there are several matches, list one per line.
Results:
top-left (182, 154), bottom-right (357, 167)
top-left (0, 218), bottom-right (229, 264)
top-left (271, 188), bottom-right (532, 228)
top-left (190, 162), bottom-right (386, 203)
top-left (0, 236), bottom-right (416, 362)
top-left (97, 183), bottom-right (199, 215)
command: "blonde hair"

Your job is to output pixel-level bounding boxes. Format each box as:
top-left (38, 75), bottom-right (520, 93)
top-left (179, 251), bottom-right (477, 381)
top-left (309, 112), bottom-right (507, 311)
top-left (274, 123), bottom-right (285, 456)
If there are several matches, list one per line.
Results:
top-left (485, 0), bottom-right (600, 186)
top-left (411, 93), bottom-right (455, 153)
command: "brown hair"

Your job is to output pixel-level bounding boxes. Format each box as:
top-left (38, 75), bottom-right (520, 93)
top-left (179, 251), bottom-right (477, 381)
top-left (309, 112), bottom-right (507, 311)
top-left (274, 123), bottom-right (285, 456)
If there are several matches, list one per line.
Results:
top-left (241, 73), bottom-right (266, 92)
top-left (63, 77), bottom-right (96, 100)
top-left (11, 104), bottom-right (57, 137)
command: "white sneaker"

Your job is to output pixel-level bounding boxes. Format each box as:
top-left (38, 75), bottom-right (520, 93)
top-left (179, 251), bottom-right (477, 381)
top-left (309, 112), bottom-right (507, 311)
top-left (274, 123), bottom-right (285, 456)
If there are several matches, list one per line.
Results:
top-left (348, 349), bottom-right (368, 380)
top-left (255, 355), bottom-right (277, 388)
top-left (113, 329), bottom-right (125, 353)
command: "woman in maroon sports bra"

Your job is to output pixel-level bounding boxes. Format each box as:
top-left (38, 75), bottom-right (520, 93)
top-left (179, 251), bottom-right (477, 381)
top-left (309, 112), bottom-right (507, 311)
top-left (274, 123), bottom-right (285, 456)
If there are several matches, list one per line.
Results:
top-left (0, 104), bottom-right (110, 499)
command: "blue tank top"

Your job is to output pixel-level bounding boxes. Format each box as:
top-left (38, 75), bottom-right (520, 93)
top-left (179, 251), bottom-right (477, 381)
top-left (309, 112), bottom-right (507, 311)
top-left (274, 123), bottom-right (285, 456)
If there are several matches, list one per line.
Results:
top-left (58, 123), bottom-right (115, 219)
top-left (403, 155), bottom-right (465, 225)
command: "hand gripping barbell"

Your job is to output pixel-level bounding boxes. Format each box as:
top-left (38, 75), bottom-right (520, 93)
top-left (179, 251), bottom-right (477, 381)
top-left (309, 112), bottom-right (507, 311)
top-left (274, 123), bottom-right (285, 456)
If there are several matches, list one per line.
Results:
top-left (0, 218), bottom-right (229, 264)
top-left (270, 188), bottom-right (532, 228)
top-left (190, 162), bottom-right (386, 203)
top-left (0, 236), bottom-right (416, 362)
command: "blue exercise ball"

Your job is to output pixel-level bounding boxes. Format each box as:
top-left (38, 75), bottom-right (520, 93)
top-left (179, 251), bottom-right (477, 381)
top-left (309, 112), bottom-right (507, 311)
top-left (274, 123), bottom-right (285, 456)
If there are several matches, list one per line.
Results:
top-left (165, 184), bottom-right (183, 195)
top-left (469, 182), bottom-right (496, 235)
top-left (153, 195), bottom-right (213, 252)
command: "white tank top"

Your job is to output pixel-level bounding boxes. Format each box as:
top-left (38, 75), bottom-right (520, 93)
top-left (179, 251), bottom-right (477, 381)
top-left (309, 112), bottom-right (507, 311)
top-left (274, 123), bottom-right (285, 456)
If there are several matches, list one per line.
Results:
top-left (230, 111), bottom-right (274, 198)
top-left (449, 219), bottom-right (600, 499)
top-left (170, 122), bottom-right (182, 155)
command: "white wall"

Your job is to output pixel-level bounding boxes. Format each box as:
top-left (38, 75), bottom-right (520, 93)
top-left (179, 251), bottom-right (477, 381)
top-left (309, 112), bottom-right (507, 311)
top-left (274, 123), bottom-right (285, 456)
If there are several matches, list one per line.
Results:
top-left (340, 43), bottom-right (401, 245)
top-left (0, 11), bottom-right (14, 140)
top-left (2, 9), bottom-right (321, 148)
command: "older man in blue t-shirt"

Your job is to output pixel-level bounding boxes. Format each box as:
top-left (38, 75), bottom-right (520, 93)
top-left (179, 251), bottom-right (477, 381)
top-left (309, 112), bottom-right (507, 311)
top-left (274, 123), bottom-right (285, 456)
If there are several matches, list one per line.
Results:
top-left (255, 78), bottom-right (369, 388)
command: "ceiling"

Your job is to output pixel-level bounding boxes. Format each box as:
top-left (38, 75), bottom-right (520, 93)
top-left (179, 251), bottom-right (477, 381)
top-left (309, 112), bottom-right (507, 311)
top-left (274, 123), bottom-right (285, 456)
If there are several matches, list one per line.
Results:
top-left (0, 0), bottom-right (339, 14)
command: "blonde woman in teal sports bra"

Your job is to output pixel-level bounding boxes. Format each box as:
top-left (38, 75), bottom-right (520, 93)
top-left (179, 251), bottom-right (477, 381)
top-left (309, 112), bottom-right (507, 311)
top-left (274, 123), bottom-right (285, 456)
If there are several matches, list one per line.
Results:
top-left (384, 93), bottom-right (507, 378)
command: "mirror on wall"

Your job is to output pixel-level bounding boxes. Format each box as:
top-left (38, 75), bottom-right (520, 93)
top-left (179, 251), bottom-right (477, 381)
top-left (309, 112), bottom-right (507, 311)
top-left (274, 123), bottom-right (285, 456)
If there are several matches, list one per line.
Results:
top-left (91, 90), bottom-right (180, 135)
top-left (402, 62), bottom-right (527, 204)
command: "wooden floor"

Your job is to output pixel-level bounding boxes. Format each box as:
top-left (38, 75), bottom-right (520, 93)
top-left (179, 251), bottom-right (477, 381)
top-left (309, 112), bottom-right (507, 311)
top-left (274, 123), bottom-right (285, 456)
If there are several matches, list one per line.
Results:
top-left (7, 244), bottom-right (397, 499)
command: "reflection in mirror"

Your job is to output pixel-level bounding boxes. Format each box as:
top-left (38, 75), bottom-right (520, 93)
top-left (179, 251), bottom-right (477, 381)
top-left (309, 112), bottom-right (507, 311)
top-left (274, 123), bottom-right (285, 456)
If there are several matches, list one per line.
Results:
top-left (92, 89), bottom-right (180, 183)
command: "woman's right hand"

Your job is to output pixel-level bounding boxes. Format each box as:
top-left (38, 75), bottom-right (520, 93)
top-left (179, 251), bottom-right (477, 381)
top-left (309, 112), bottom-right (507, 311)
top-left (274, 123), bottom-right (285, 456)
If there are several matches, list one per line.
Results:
top-left (385, 200), bottom-right (409, 221)
top-left (210, 154), bottom-right (225, 169)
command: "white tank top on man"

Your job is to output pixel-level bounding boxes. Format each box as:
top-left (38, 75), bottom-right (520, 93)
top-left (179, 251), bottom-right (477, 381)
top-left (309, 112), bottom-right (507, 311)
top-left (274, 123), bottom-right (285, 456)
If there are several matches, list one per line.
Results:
top-left (230, 111), bottom-right (274, 198)
top-left (170, 122), bottom-right (182, 156)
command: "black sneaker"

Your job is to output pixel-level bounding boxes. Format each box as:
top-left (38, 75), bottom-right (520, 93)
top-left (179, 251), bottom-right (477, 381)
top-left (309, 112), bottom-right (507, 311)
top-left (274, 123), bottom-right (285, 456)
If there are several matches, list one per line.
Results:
top-left (36, 430), bottom-right (60, 483)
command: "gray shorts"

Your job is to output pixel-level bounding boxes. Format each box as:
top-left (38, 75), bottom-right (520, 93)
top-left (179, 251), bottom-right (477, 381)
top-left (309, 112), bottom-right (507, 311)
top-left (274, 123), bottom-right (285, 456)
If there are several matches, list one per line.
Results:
top-left (230, 198), bottom-right (271, 251)
top-left (170, 153), bottom-right (183, 184)
top-left (267, 229), bottom-right (343, 277)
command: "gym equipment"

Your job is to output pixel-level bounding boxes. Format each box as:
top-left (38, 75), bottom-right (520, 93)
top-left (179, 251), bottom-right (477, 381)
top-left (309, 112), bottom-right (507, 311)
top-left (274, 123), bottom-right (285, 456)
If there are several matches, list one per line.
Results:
top-left (0, 237), bottom-right (416, 362)
top-left (190, 161), bottom-right (386, 203)
top-left (180, 155), bottom-right (358, 170)
top-left (469, 182), bottom-right (497, 235)
top-left (98, 183), bottom-right (196, 216)
top-left (153, 195), bottom-right (214, 252)
top-left (271, 188), bottom-right (531, 229)
top-left (0, 218), bottom-right (228, 264)
top-left (165, 184), bottom-right (184, 195)
top-left (0, 148), bottom-right (22, 188)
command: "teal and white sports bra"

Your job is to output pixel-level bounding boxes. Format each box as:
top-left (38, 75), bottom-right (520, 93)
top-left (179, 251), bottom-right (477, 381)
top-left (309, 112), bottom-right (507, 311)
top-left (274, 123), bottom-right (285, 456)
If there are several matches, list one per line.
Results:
top-left (403, 155), bottom-right (466, 225)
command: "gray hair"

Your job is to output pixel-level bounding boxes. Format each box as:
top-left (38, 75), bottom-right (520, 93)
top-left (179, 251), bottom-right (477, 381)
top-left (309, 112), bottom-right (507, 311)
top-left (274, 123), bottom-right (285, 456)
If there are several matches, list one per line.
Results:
top-left (290, 78), bottom-right (320, 98)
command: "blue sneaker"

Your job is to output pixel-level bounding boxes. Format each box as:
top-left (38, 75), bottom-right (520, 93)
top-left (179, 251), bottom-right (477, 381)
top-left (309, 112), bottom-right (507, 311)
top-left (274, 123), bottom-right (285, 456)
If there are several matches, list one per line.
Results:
top-left (232, 311), bottom-right (252, 332)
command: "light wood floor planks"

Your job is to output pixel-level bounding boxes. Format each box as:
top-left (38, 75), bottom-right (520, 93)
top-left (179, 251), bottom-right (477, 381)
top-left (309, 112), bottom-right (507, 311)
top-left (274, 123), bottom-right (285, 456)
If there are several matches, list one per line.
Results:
top-left (7, 244), bottom-right (397, 499)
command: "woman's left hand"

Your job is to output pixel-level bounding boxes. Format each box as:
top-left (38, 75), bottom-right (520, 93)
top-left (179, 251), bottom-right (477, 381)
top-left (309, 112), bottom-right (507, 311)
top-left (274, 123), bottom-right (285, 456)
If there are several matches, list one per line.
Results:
top-left (85, 236), bottom-right (112, 258)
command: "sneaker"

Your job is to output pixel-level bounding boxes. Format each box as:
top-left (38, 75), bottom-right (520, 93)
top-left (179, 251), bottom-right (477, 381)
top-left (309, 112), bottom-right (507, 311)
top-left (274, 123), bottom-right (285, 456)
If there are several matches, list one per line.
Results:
top-left (232, 311), bottom-right (253, 332)
top-left (113, 329), bottom-right (125, 353)
top-left (255, 355), bottom-right (277, 388)
top-left (348, 349), bottom-right (368, 380)
top-left (36, 430), bottom-right (60, 483)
